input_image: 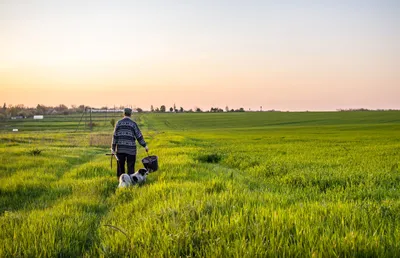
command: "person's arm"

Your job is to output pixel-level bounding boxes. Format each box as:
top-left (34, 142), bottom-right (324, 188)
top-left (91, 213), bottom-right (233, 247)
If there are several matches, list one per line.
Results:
top-left (111, 123), bottom-right (118, 152)
top-left (133, 123), bottom-right (147, 149)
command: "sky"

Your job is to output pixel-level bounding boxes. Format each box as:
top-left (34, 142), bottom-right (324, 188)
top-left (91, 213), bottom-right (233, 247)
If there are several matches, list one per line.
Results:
top-left (1, 0), bottom-right (399, 111)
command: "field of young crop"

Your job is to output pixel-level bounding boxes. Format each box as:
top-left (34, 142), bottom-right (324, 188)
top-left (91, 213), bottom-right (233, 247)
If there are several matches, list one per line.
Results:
top-left (0, 111), bottom-right (399, 257)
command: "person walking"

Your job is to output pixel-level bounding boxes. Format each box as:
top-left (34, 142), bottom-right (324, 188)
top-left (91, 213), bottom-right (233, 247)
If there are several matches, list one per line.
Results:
top-left (111, 108), bottom-right (148, 179)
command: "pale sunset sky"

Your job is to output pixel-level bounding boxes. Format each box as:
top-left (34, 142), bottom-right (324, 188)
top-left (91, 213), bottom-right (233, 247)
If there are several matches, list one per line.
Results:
top-left (1, 0), bottom-right (399, 111)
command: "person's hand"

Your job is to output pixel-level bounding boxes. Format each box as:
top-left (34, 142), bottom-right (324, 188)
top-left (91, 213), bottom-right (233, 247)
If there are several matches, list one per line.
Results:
top-left (145, 146), bottom-right (149, 152)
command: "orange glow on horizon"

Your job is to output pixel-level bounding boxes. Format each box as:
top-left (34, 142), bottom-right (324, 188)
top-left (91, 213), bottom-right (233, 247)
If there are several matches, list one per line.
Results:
top-left (1, 1), bottom-right (399, 111)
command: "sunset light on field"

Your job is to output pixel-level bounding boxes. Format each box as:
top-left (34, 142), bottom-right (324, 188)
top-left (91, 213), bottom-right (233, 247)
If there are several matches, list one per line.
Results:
top-left (1, 1), bottom-right (399, 111)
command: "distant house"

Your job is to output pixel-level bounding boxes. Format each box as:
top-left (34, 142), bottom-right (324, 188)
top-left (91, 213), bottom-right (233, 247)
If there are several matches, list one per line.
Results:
top-left (11, 116), bottom-right (24, 120)
top-left (33, 115), bottom-right (44, 119)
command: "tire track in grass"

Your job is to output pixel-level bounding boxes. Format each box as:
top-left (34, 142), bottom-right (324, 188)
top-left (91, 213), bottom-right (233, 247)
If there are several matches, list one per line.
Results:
top-left (0, 150), bottom-right (117, 257)
top-left (54, 153), bottom-right (117, 256)
top-left (0, 148), bottom-right (104, 215)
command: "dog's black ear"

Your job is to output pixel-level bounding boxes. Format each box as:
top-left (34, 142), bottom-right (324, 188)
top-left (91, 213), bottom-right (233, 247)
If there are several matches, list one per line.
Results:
top-left (138, 168), bottom-right (147, 176)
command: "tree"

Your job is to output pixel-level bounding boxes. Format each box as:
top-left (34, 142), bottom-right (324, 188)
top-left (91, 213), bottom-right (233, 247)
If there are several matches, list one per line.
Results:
top-left (22, 110), bottom-right (34, 118)
top-left (36, 104), bottom-right (47, 114)
top-left (173, 103), bottom-right (177, 113)
top-left (136, 108), bottom-right (143, 113)
top-left (36, 104), bottom-right (44, 115)
top-left (110, 118), bottom-right (116, 127)
top-left (225, 106), bottom-right (229, 112)
top-left (56, 104), bottom-right (68, 112)
top-left (169, 107), bottom-right (173, 112)
top-left (7, 105), bottom-right (18, 117)
top-left (155, 107), bottom-right (160, 112)
top-left (2, 103), bottom-right (6, 113)
top-left (210, 107), bottom-right (223, 113)
top-left (160, 105), bottom-right (166, 113)
top-left (179, 107), bottom-right (184, 113)
top-left (195, 107), bottom-right (202, 112)
top-left (150, 105), bottom-right (154, 112)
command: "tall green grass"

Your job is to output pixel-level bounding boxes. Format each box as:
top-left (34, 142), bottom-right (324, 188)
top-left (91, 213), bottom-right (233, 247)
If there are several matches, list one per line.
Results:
top-left (0, 112), bottom-right (399, 257)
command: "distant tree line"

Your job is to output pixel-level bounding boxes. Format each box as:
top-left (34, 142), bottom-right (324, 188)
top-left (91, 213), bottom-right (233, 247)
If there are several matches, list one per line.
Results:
top-left (0, 103), bottom-right (124, 119)
top-left (0, 103), bottom-right (250, 120)
top-left (148, 105), bottom-right (246, 113)
top-left (0, 103), bottom-right (86, 120)
top-left (337, 108), bottom-right (399, 112)
top-left (3, 103), bottom-right (398, 120)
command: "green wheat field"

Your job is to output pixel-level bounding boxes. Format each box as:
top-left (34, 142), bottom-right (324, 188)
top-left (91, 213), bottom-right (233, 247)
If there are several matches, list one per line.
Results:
top-left (1, 111), bottom-right (400, 257)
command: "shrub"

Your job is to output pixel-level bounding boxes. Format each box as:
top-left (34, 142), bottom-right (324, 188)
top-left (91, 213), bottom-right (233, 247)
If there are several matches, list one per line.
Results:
top-left (196, 153), bottom-right (222, 163)
top-left (28, 148), bottom-right (42, 156)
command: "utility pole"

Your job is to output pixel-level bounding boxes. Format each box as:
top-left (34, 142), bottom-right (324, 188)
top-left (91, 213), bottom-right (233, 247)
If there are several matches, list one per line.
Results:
top-left (74, 105), bottom-right (86, 132)
top-left (89, 107), bottom-right (92, 131)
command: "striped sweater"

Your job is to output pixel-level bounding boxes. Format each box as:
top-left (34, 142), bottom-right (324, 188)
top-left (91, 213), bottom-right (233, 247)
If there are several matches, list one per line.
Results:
top-left (111, 117), bottom-right (146, 155)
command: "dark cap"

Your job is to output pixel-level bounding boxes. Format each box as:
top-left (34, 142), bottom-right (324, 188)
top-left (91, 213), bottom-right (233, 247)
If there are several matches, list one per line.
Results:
top-left (124, 108), bottom-right (132, 116)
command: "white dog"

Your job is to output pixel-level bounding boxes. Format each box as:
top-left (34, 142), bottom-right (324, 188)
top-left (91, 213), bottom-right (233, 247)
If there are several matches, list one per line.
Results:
top-left (118, 168), bottom-right (148, 188)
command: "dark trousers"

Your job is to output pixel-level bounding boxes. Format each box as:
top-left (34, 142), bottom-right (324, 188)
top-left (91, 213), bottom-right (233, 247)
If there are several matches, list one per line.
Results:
top-left (116, 153), bottom-right (136, 178)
